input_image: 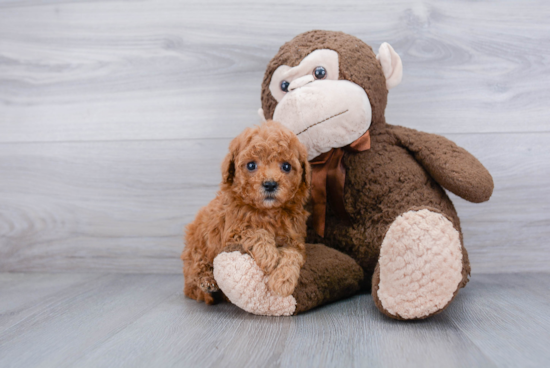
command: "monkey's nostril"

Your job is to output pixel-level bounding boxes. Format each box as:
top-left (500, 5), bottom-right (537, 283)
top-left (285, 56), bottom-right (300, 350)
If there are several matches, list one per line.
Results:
top-left (262, 181), bottom-right (278, 193)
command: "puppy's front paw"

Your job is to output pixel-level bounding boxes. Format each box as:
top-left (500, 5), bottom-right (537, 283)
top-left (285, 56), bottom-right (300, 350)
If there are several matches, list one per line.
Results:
top-left (250, 245), bottom-right (280, 275)
top-left (267, 265), bottom-right (300, 297)
top-left (199, 275), bottom-right (219, 293)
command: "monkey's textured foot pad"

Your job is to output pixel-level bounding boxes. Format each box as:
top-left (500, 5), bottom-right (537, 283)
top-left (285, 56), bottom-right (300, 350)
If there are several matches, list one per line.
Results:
top-left (213, 251), bottom-right (296, 316)
top-left (373, 209), bottom-right (464, 320)
top-left (214, 243), bottom-right (363, 316)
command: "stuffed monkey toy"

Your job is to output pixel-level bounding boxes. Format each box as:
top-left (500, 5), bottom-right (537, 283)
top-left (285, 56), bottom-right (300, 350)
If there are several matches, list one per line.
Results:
top-left (213, 30), bottom-right (493, 319)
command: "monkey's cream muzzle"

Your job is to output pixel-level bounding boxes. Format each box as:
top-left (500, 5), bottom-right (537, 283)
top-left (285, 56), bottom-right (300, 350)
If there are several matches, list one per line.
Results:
top-left (273, 79), bottom-right (372, 160)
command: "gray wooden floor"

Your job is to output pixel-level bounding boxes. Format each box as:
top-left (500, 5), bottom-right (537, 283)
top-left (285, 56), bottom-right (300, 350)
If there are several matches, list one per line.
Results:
top-left (0, 272), bottom-right (549, 368)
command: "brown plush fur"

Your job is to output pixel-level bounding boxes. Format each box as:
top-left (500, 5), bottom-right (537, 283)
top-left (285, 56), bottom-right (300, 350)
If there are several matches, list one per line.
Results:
top-left (260, 30), bottom-right (494, 317)
top-left (182, 121), bottom-right (311, 304)
top-left (292, 243), bottom-right (364, 314)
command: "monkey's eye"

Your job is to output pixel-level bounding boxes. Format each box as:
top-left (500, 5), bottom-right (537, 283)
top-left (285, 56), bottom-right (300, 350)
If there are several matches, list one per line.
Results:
top-left (246, 162), bottom-right (257, 172)
top-left (314, 66), bottom-right (326, 80)
top-left (280, 80), bottom-right (290, 92)
top-left (281, 162), bottom-right (292, 173)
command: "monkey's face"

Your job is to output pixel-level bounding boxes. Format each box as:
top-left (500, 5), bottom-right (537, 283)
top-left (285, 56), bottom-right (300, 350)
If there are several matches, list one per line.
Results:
top-left (269, 49), bottom-right (372, 160)
top-left (262, 33), bottom-right (403, 161)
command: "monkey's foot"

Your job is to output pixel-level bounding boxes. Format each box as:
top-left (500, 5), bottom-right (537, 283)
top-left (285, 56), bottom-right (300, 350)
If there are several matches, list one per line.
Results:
top-left (213, 248), bottom-right (296, 316)
top-left (214, 243), bottom-right (363, 316)
top-left (372, 209), bottom-right (466, 320)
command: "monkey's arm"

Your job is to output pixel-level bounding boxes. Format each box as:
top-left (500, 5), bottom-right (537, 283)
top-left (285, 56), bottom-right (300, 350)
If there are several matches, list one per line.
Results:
top-left (391, 125), bottom-right (494, 203)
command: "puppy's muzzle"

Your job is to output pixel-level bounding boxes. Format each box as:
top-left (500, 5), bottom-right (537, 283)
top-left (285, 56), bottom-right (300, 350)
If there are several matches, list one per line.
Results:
top-left (262, 181), bottom-right (278, 193)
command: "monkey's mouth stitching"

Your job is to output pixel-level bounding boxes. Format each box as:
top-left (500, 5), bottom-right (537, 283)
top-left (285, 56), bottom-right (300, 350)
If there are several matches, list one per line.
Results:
top-left (296, 110), bottom-right (349, 136)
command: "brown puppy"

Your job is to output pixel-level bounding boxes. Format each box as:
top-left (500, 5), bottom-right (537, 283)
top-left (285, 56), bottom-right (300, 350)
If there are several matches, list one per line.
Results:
top-left (181, 121), bottom-right (311, 305)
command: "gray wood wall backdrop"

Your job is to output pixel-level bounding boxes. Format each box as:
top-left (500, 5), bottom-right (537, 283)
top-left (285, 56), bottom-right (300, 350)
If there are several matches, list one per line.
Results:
top-left (1, 0), bottom-right (549, 274)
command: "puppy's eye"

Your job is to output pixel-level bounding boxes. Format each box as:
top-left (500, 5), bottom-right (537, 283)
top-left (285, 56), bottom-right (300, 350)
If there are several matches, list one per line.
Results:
top-left (280, 80), bottom-right (290, 92)
top-left (281, 162), bottom-right (292, 173)
top-left (246, 162), bottom-right (257, 172)
top-left (314, 66), bottom-right (326, 80)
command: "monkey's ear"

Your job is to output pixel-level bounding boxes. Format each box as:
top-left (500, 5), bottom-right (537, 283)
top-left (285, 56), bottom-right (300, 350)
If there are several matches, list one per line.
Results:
top-left (376, 42), bottom-right (403, 90)
top-left (258, 108), bottom-right (267, 122)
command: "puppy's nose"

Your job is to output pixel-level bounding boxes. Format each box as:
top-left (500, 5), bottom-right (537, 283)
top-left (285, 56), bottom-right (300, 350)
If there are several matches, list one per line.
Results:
top-left (262, 181), bottom-right (278, 193)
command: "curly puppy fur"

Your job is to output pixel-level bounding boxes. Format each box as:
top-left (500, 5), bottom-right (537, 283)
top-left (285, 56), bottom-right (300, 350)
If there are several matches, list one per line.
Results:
top-left (181, 121), bottom-right (311, 304)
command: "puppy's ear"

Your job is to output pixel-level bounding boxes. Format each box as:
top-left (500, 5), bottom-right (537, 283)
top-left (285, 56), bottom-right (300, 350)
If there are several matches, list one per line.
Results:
top-left (221, 151), bottom-right (236, 186)
top-left (222, 129), bottom-right (248, 186)
top-left (301, 161), bottom-right (311, 192)
top-left (298, 144), bottom-right (311, 197)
